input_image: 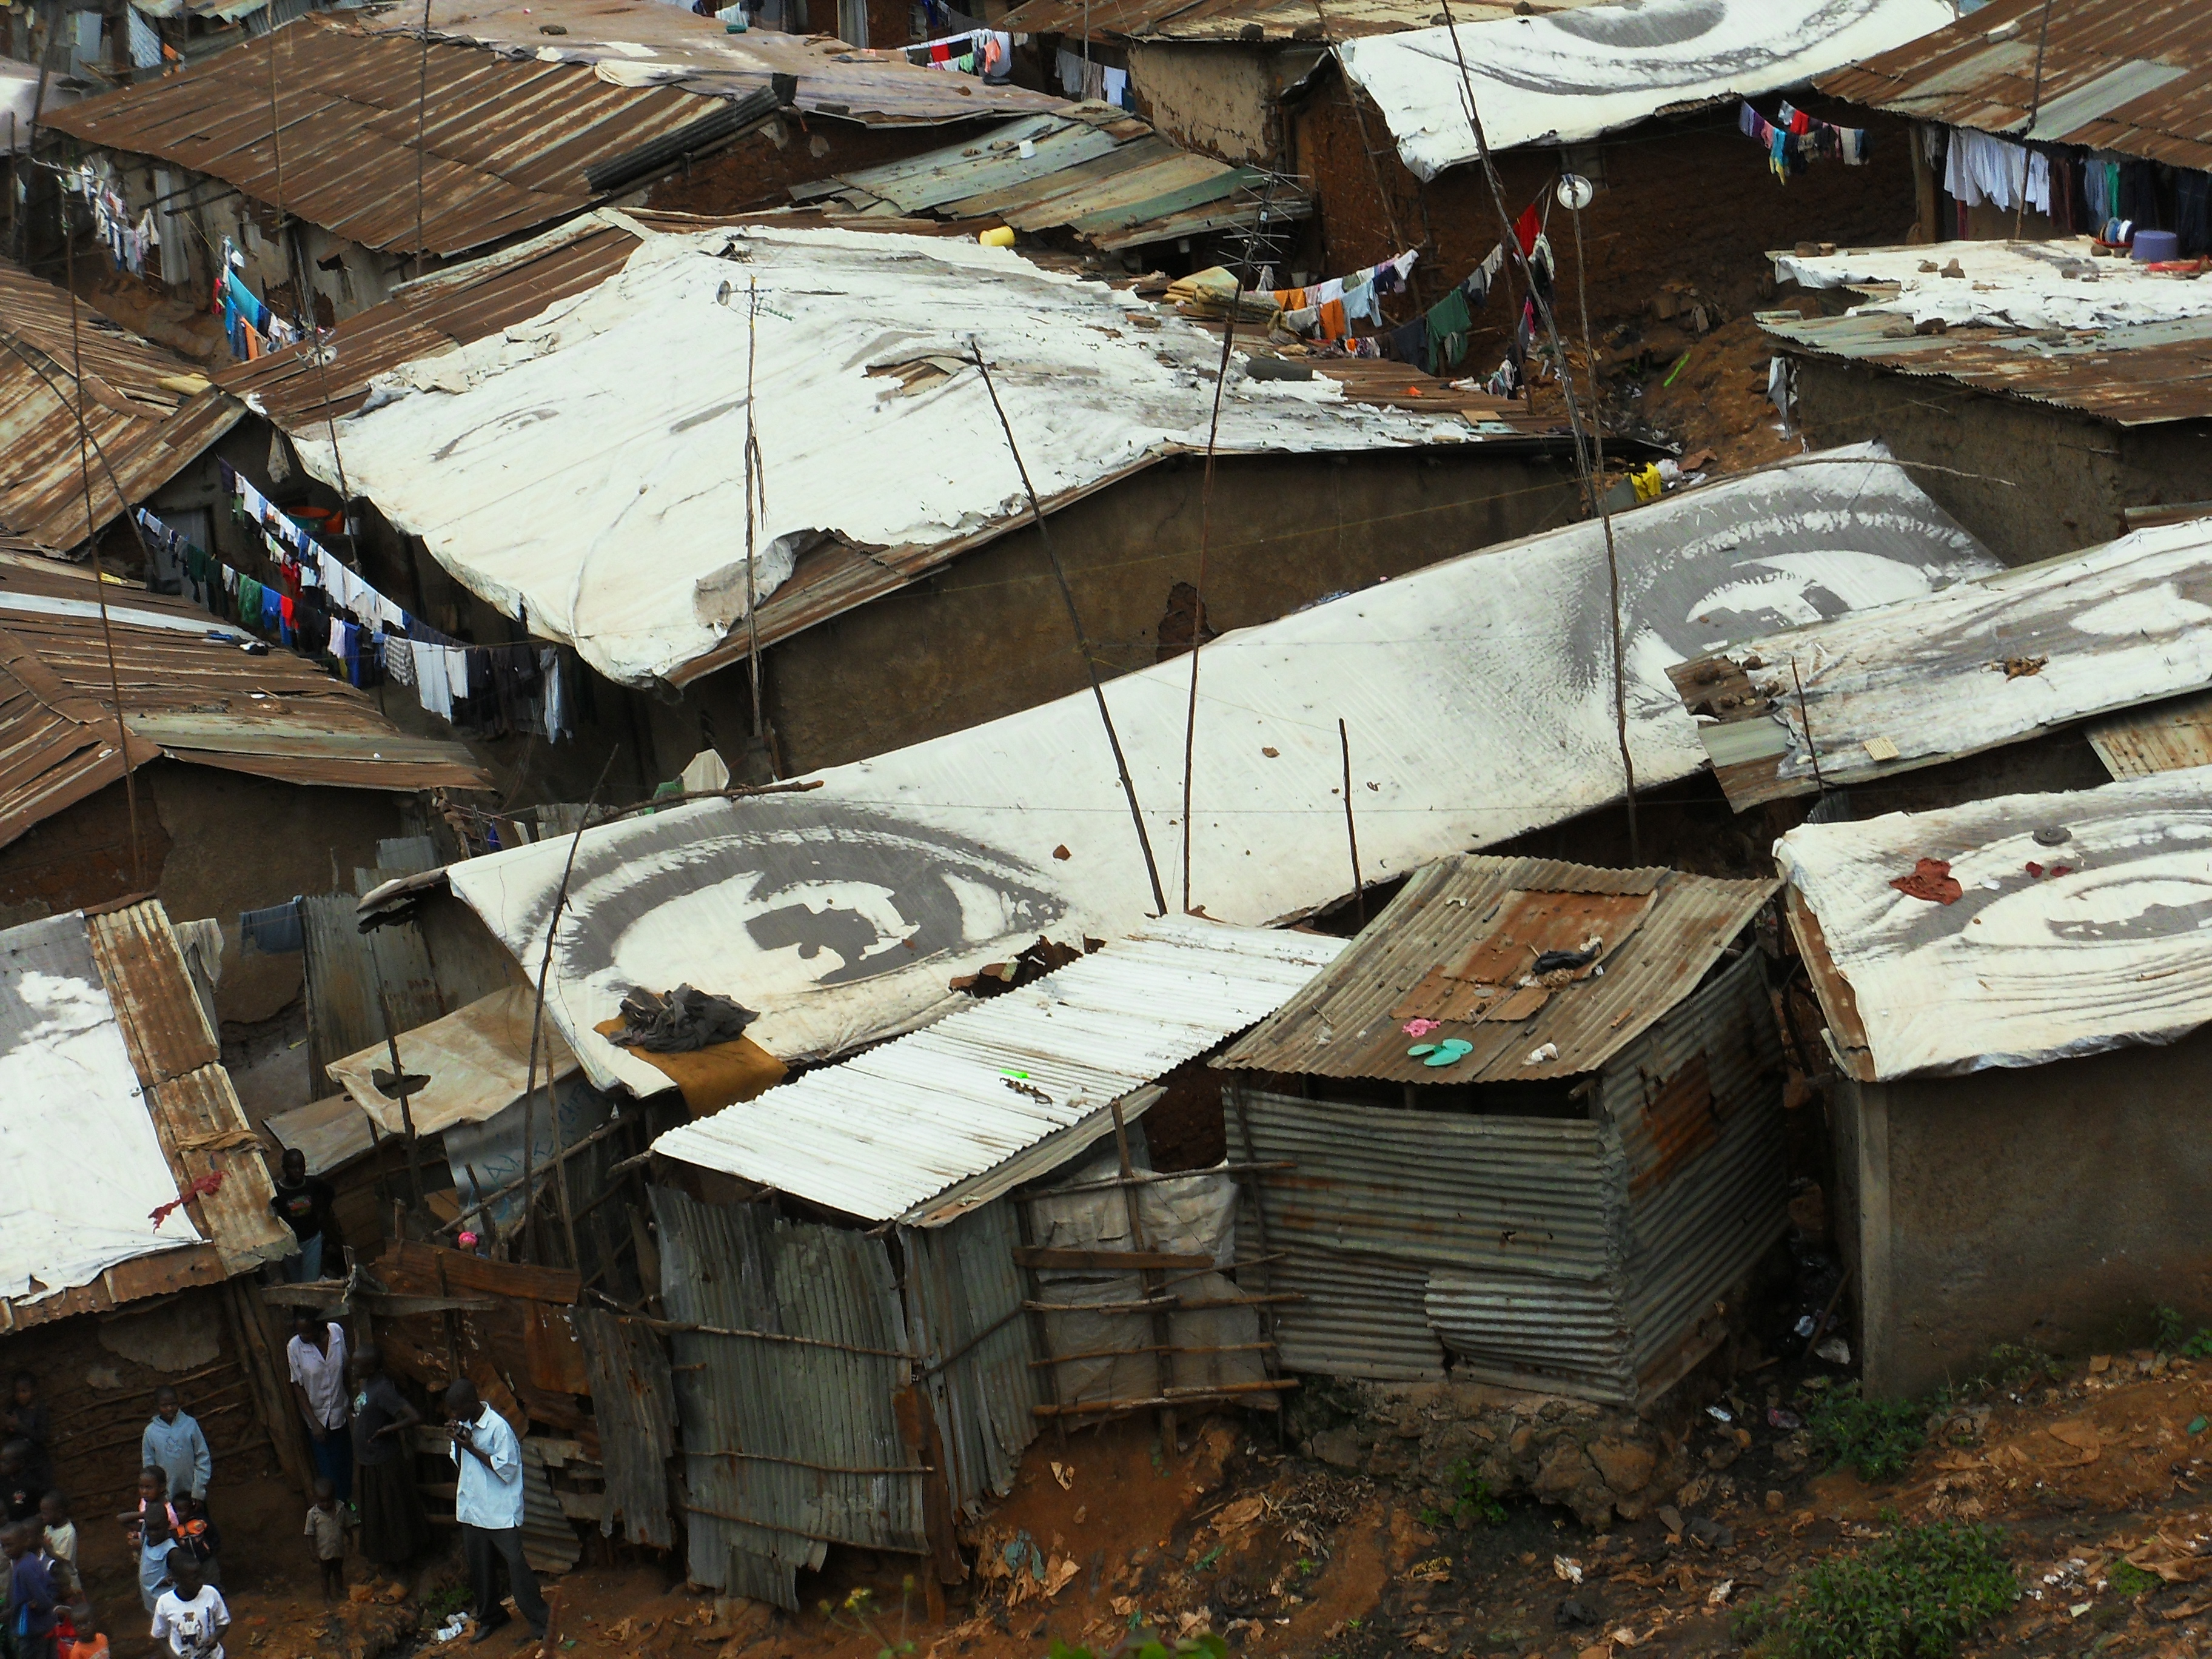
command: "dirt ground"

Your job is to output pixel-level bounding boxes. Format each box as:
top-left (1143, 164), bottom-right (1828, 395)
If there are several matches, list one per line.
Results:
top-left (155, 1341), bottom-right (2212, 1659)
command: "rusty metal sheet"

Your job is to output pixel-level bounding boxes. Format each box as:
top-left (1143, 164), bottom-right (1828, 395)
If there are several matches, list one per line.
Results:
top-left (1818, 0), bottom-right (2212, 172)
top-left (2090, 688), bottom-right (2212, 779)
top-left (571, 1306), bottom-right (678, 1549)
top-left (0, 260), bottom-right (243, 551)
top-left (1762, 307), bottom-right (2212, 431)
top-left (1000, 0), bottom-right (1560, 42)
top-left (41, 15), bottom-right (781, 258)
top-left (1216, 856), bottom-right (1775, 1085)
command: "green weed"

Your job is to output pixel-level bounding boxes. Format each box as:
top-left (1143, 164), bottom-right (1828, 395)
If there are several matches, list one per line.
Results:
top-left (1047, 1635), bottom-right (1228, 1659)
top-left (2108, 1560), bottom-right (2160, 1598)
top-left (1734, 1519), bottom-right (2016, 1659)
top-left (1806, 1382), bottom-right (1926, 1481)
top-left (1439, 1459), bottom-right (1506, 1528)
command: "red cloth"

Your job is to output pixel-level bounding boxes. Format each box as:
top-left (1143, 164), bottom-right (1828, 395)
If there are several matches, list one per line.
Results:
top-left (1890, 858), bottom-right (1962, 905)
top-left (1513, 202), bottom-right (1540, 256)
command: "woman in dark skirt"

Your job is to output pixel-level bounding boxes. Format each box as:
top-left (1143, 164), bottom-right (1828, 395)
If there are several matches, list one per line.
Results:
top-left (349, 1347), bottom-right (429, 1575)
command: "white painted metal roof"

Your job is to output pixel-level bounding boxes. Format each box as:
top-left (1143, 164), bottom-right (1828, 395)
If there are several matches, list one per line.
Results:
top-left (443, 443), bottom-right (1994, 1084)
top-left (1777, 238), bottom-right (2212, 333)
top-left (1337, 0), bottom-right (1952, 181)
top-left (290, 223), bottom-right (1481, 689)
top-left (1675, 514), bottom-right (2212, 810)
top-left (651, 917), bottom-right (1344, 1223)
top-left (1779, 767), bottom-right (2212, 1081)
top-left (0, 913), bottom-right (202, 1301)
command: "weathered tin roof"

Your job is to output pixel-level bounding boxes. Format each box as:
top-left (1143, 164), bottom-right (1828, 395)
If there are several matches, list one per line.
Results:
top-left (1215, 855), bottom-right (1775, 1084)
top-left (286, 224), bottom-right (1493, 689)
top-left (1817, 0), bottom-right (2212, 171)
top-left (0, 899), bottom-right (292, 1330)
top-left (798, 104), bottom-right (1313, 251)
top-left (327, 985), bottom-right (578, 1137)
top-left (1669, 515), bottom-right (2212, 813)
top-left (0, 557), bottom-right (491, 850)
top-left (373, 0), bottom-right (1064, 126)
top-left (650, 919), bottom-right (1344, 1221)
top-left (442, 443), bottom-right (1991, 1069)
top-left (1000, 0), bottom-right (1590, 44)
top-left (1779, 766), bottom-right (2212, 1081)
top-left (1337, 0), bottom-right (1952, 180)
top-left (0, 259), bottom-right (243, 552)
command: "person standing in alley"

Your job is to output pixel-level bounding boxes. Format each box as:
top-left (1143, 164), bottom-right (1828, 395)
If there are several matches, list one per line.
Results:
top-left (141, 1390), bottom-right (211, 1515)
top-left (268, 1150), bottom-right (338, 1282)
top-left (349, 1347), bottom-right (427, 1577)
top-left (443, 1379), bottom-right (545, 1646)
top-left (286, 1312), bottom-right (350, 1505)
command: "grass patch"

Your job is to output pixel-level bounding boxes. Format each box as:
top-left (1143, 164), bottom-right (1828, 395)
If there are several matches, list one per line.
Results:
top-left (1806, 1382), bottom-right (1926, 1481)
top-left (2108, 1560), bottom-right (2160, 1598)
top-left (1735, 1520), bottom-right (2016, 1659)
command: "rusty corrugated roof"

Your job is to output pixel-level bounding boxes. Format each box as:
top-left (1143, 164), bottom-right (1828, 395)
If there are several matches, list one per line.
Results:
top-left (41, 12), bottom-right (793, 259)
top-left (1760, 304), bottom-right (2212, 429)
top-left (999, 0), bottom-right (1592, 45)
top-left (0, 259), bottom-right (243, 552)
top-left (1214, 854), bottom-right (1776, 1085)
top-left (0, 556), bottom-right (491, 850)
top-left (1817, 0), bottom-right (2212, 170)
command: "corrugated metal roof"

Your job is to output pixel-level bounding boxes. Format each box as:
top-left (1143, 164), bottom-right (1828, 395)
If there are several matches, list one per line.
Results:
top-left (1000, 0), bottom-right (1598, 45)
top-left (1214, 855), bottom-right (1775, 1084)
top-left (443, 441), bottom-right (1992, 1068)
top-left (287, 224), bottom-right (1491, 689)
top-left (374, 0), bottom-right (1064, 127)
top-left (1338, 0), bottom-right (1952, 181)
top-left (2090, 689), bottom-right (2212, 779)
top-left (1778, 765), bottom-right (2212, 1081)
top-left (41, 12), bottom-right (791, 260)
top-left (0, 557), bottom-right (491, 851)
top-left (263, 1091), bottom-right (380, 1175)
top-left (0, 899), bottom-right (292, 1328)
top-left (1816, 0), bottom-right (2212, 172)
top-left (0, 258), bottom-right (243, 552)
top-left (1669, 514), bottom-right (2212, 812)
top-left (800, 104), bottom-right (1314, 250)
top-left (651, 919), bottom-right (1346, 1221)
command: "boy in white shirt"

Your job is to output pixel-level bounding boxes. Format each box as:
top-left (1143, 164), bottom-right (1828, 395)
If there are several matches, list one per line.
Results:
top-left (149, 1551), bottom-right (229, 1659)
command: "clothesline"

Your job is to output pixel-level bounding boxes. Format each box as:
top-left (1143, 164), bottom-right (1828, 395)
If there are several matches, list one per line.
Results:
top-left (1738, 100), bottom-right (1871, 184)
top-left (135, 474), bottom-right (575, 742)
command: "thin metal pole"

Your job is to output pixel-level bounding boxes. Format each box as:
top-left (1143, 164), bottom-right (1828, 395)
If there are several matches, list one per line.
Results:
top-left (742, 273), bottom-right (766, 748)
top-left (1338, 717), bottom-right (1362, 927)
top-left (65, 231), bottom-right (143, 888)
top-left (2012, 0), bottom-right (2058, 242)
top-left (1178, 284), bottom-right (1241, 914)
top-left (1438, 0), bottom-right (1636, 860)
top-left (520, 746), bottom-right (619, 1264)
top-left (1790, 657), bottom-right (1826, 798)
top-left (971, 349), bottom-right (1167, 916)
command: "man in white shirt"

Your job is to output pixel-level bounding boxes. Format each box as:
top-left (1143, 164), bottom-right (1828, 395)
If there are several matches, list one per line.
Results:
top-left (443, 1380), bottom-right (547, 1644)
top-left (286, 1313), bottom-right (351, 1504)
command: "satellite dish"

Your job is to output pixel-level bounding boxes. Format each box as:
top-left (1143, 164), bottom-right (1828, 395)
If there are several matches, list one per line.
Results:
top-left (1557, 173), bottom-right (1595, 212)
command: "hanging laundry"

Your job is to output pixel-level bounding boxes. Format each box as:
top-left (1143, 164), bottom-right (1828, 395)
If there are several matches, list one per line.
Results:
top-left (1740, 101), bottom-right (1871, 184)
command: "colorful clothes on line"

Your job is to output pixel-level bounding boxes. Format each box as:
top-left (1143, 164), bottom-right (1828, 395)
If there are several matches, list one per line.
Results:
top-left (1739, 100), bottom-right (1869, 183)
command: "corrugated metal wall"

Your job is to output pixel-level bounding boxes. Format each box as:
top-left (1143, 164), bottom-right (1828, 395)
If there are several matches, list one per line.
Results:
top-left (652, 1187), bottom-right (925, 1610)
top-left (901, 1202), bottom-right (1038, 1520)
top-left (1602, 948), bottom-right (1788, 1379)
top-left (1238, 949), bottom-right (1785, 1405)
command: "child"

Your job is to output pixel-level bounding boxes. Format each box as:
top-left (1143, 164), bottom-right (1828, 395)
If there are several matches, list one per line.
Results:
top-left (139, 1391), bottom-right (210, 1513)
top-left (61, 1603), bottom-right (106, 1659)
top-left (37, 1494), bottom-right (78, 1601)
top-left (4, 1518), bottom-right (59, 1659)
top-left (303, 1479), bottom-right (346, 1603)
top-left (149, 1552), bottom-right (227, 1659)
top-left (126, 1469), bottom-right (178, 1614)
top-left (1, 1440), bottom-right (37, 1521)
top-left (168, 1496), bottom-right (220, 1590)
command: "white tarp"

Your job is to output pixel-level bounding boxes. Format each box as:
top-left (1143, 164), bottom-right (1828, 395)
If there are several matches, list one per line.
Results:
top-left (292, 224), bottom-right (1478, 689)
top-left (1778, 768), bottom-right (2212, 1080)
top-left (443, 443), bottom-right (1996, 1082)
top-left (1776, 237), bottom-right (2212, 333)
top-left (0, 914), bottom-right (201, 1302)
top-left (1337, 0), bottom-right (1954, 180)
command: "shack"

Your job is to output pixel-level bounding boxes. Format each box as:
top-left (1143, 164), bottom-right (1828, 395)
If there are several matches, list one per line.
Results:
top-left (1814, 0), bottom-right (2212, 250)
top-left (638, 917), bottom-right (1345, 1606)
top-left (1761, 241), bottom-right (2212, 559)
top-left (0, 898), bottom-right (310, 1538)
top-left (1212, 854), bottom-right (1785, 1406)
top-left (1775, 767), bottom-right (2212, 1398)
